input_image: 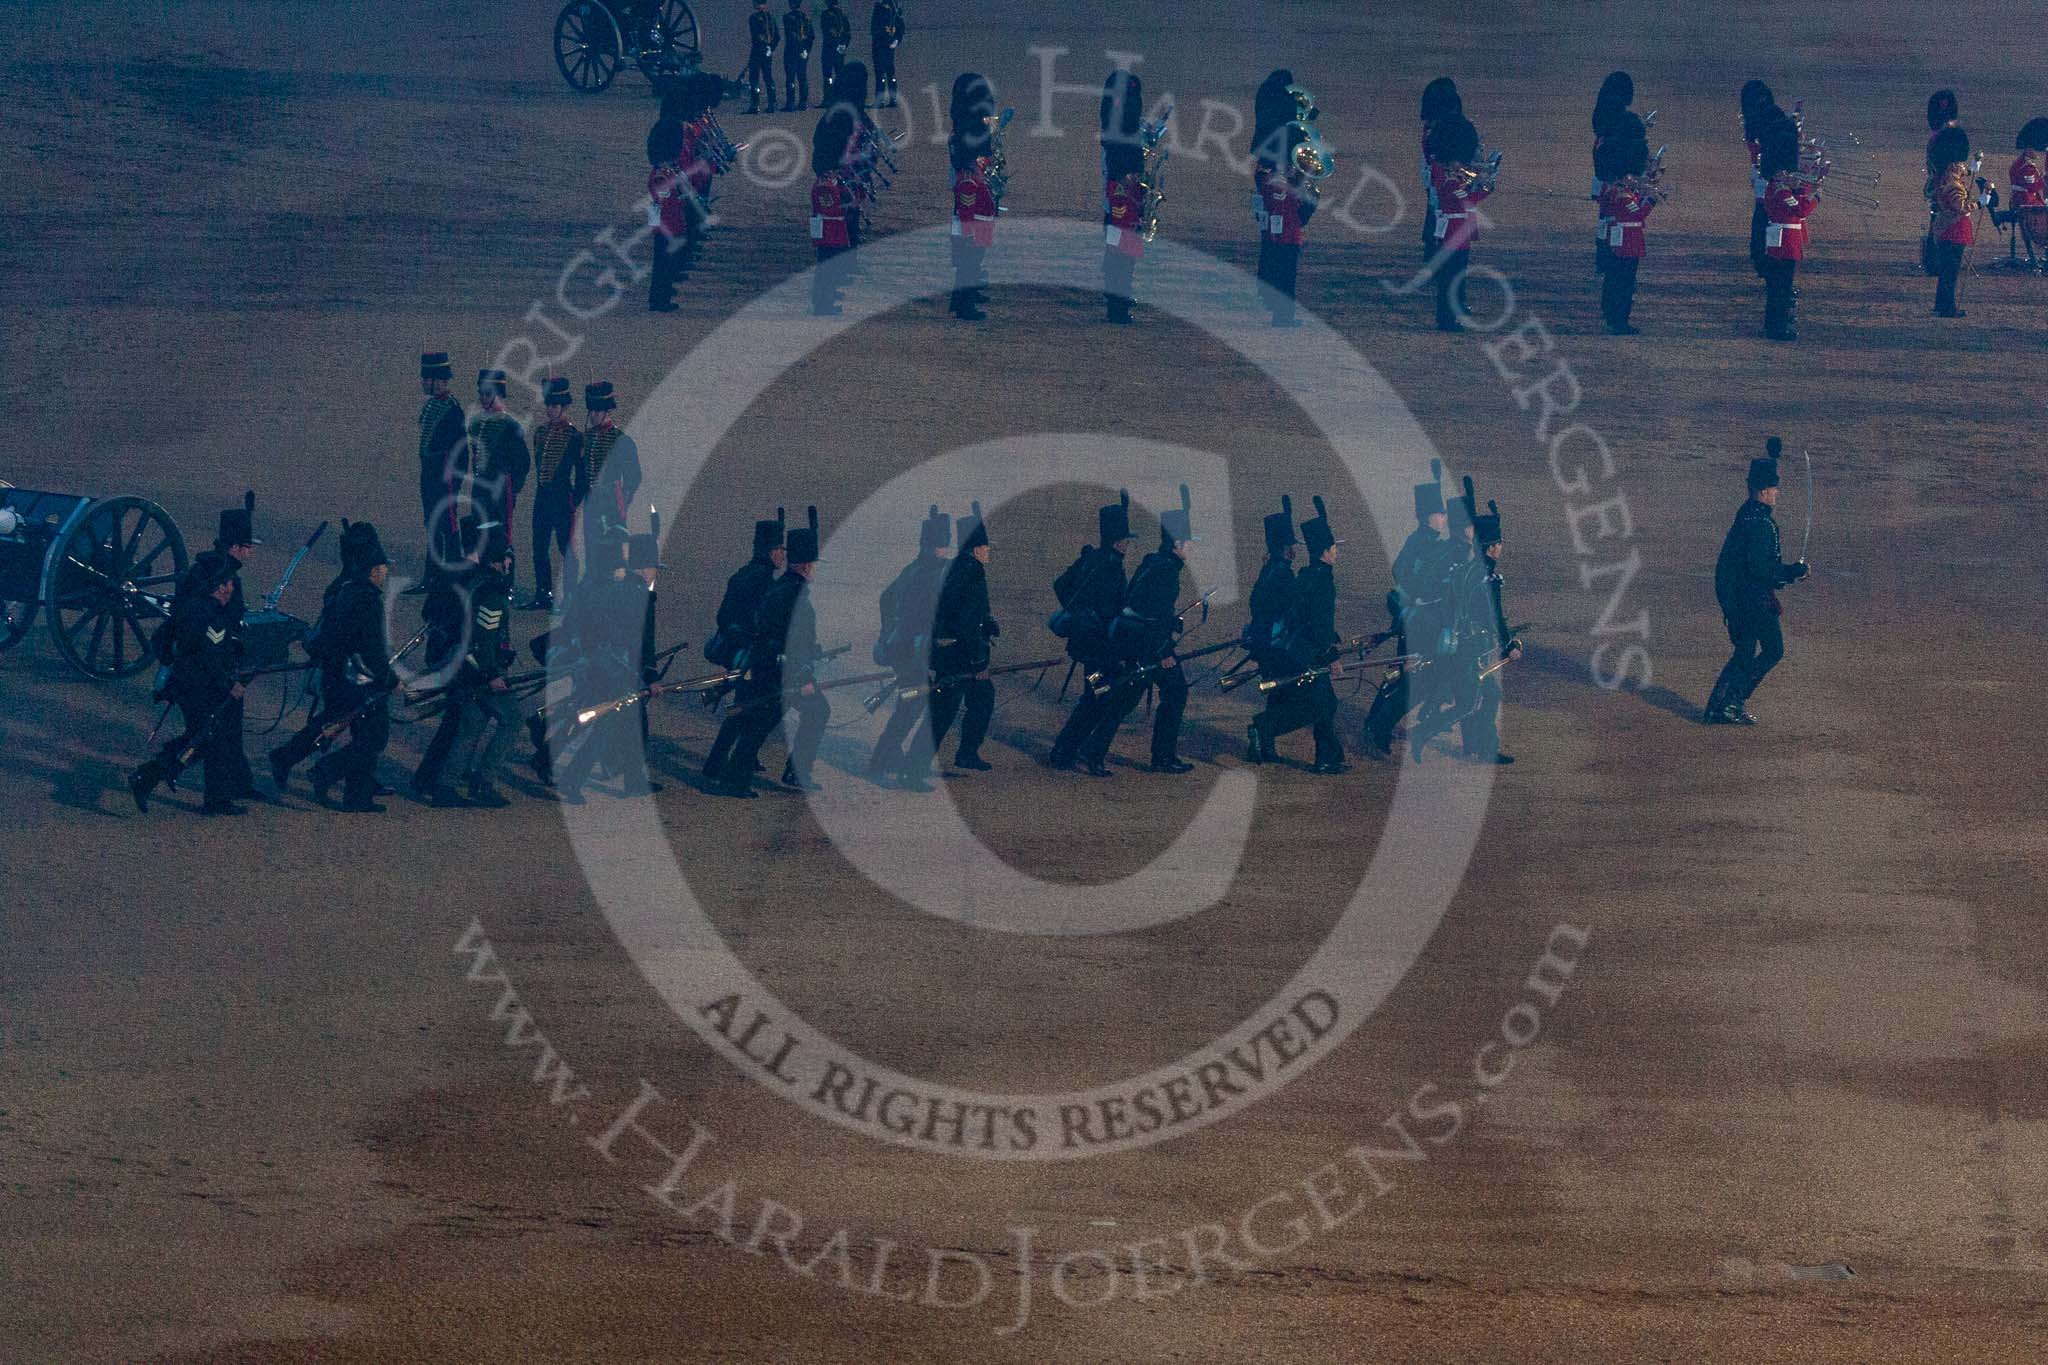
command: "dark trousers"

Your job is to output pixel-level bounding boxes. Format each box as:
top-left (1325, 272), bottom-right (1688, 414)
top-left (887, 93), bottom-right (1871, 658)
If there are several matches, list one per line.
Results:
top-left (1103, 248), bottom-right (1136, 321)
top-left (1749, 200), bottom-right (1769, 276)
top-left (1761, 256), bottom-right (1798, 337)
top-left (1091, 666), bottom-right (1188, 766)
top-left (926, 677), bottom-right (993, 764)
top-left (783, 51), bottom-right (808, 108)
top-left (649, 229), bottom-right (686, 309)
top-left (276, 692), bottom-right (388, 805)
top-left (558, 707), bottom-right (650, 796)
top-left (813, 243), bottom-right (849, 313)
top-left (1362, 669), bottom-right (1409, 751)
top-left (951, 238), bottom-right (987, 293)
top-left (1712, 612), bottom-right (1785, 707)
top-left (417, 686), bottom-right (519, 792)
top-left (1051, 671), bottom-right (1115, 763)
top-left (725, 688), bottom-right (829, 784)
top-left (1411, 654), bottom-right (1499, 758)
top-left (1254, 676), bottom-right (1342, 765)
top-left (1595, 233), bottom-right (1612, 274)
top-left (870, 681), bottom-right (930, 774)
top-left (1601, 255), bottom-right (1639, 329)
top-left (144, 690), bottom-right (241, 808)
top-left (1934, 240), bottom-right (1965, 313)
top-left (1433, 246), bottom-right (1470, 329)
top-left (532, 487), bottom-right (577, 598)
top-left (1257, 240), bottom-right (1301, 323)
top-left (872, 44), bottom-right (896, 101)
top-left (747, 49), bottom-right (776, 109)
top-left (420, 473), bottom-right (459, 575)
top-left (821, 49), bottom-right (843, 98)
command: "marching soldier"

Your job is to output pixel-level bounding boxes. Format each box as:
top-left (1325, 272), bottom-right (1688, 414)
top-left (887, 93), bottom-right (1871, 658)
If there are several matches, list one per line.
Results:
top-left (413, 514), bottom-right (483, 801)
top-left (866, 505), bottom-right (951, 785)
top-left (1927, 125), bottom-right (1981, 317)
top-left (1757, 117), bottom-right (1814, 341)
top-left (920, 505), bottom-right (998, 777)
top-left (819, 0), bottom-right (850, 97)
top-left (810, 115), bottom-right (855, 315)
top-left (557, 518), bottom-right (665, 802)
top-left (782, 0), bottom-right (814, 111)
top-left (412, 350), bottom-right (466, 592)
top-left (1268, 497), bottom-right (1348, 773)
top-left (467, 370), bottom-right (530, 544)
top-left (1705, 438), bottom-right (1808, 725)
top-left (1101, 69), bottom-right (1147, 325)
top-left (1595, 113), bottom-right (1660, 334)
top-left (746, 0), bottom-right (779, 113)
top-left (1257, 124), bottom-right (1319, 327)
top-left (700, 509), bottom-right (786, 780)
top-left (1242, 494), bottom-right (1298, 764)
top-left (205, 491), bottom-right (261, 799)
top-left (1093, 485), bottom-right (1198, 776)
top-left (711, 511), bottom-right (830, 797)
top-left (414, 525), bottom-right (520, 806)
top-left (581, 382), bottom-right (641, 536)
top-left (524, 377), bottom-right (586, 610)
top-left (128, 551), bottom-right (248, 815)
top-left (1410, 498), bottom-right (1520, 764)
top-left (1426, 112), bottom-right (1494, 332)
top-left (1363, 464), bottom-right (1456, 757)
top-left (948, 72), bottom-right (998, 322)
top-left (270, 521), bottom-right (401, 812)
top-left (1046, 492), bottom-right (1132, 776)
top-left (870, 0), bottom-right (904, 108)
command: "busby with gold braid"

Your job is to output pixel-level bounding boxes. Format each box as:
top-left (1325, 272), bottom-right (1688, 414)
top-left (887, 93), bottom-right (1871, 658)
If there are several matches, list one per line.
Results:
top-left (420, 351), bottom-right (453, 382)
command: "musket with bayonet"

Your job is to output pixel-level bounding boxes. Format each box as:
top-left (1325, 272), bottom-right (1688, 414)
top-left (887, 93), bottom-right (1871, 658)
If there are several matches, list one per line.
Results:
top-left (1244, 630), bottom-right (1406, 694)
top-left (870, 655), bottom-right (1061, 711)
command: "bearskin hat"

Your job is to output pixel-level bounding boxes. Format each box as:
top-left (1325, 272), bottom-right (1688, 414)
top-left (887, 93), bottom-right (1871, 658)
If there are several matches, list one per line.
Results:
top-left (1428, 113), bottom-right (1480, 166)
top-left (1594, 71), bottom-right (1634, 122)
top-left (829, 59), bottom-right (869, 111)
top-left (1596, 113), bottom-right (1649, 180)
top-left (1100, 69), bottom-right (1144, 144)
top-left (813, 112), bottom-right (853, 177)
top-left (1928, 124), bottom-right (1971, 172)
top-left (1420, 76), bottom-right (1461, 124)
top-left (2018, 118), bottom-right (2048, 153)
top-left (646, 117), bottom-right (685, 168)
top-left (1927, 88), bottom-right (1959, 132)
top-left (949, 72), bottom-right (996, 169)
top-left (1758, 118), bottom-right (1801, 178)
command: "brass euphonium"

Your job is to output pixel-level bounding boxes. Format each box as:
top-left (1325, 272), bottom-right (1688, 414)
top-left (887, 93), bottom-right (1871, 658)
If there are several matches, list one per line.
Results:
top-left (1281, 83), bottom-right (1334, 182)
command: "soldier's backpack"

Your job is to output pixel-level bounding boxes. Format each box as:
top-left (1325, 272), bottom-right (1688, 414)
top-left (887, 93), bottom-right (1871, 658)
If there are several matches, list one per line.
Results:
top-left (1046, 545), bottom-right (1098, 638)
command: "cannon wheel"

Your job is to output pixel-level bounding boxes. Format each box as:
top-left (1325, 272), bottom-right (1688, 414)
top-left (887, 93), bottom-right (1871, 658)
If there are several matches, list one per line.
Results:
top-left (555, 0), bottom-right (625, 94)
top-left (0, 478), bottom-right (31, 652)
top-left (44, 496), bottom-right (188, 680)
top-left (636, 1), bottom-right (701, 85)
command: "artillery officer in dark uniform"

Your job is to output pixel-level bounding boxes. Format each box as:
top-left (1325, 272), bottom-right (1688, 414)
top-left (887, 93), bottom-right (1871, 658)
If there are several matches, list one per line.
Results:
top-left (581, 382), bottom-right (641, 539)
top-left (415, 525), bottom-right (521, 806)
top-left (525, 377), bottom-right (586, 610)
top-left (270, 521), bottom-right (400, 812)
top-left (700, 509), bottom-right (787, 780)
top-left (782, 0), bottom-right (814, 111)
top-left (746, 0), bottom-right (779, 112)
top-left (1047, 493), bottom-right (1133, 776)
top-left (1706, 438), bottom-right (1808, 724)
top-left (818, 0), bottom-right (850, 98)
top-left (1262, 497), bottom-right (1348, 773)
top-left (920, 505), bottom-right (998, 777)
top-left (128, 550), bottom-right (248, 815)
top-left (467, 369), bottom-right (530, 549)
top-left (413, 351), bottom-right (466, 591)
top-left (206, 491), bottom-right (261, 798)
top-left (869, 0), bottom-right (905, 107)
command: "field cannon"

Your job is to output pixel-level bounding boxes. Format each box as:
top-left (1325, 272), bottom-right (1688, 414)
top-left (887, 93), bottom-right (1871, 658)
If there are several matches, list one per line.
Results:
top-left (554, 0), bottom-right (702, 94)
top-left (0, 483), bottom-right (189, 679)
top-left (0, 484), bottom-right (314, 680)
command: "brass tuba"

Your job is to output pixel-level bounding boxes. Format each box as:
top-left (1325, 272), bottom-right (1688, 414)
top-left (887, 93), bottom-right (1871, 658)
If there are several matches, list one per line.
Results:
top-left (1282, 83), bottom-right (1334, 182)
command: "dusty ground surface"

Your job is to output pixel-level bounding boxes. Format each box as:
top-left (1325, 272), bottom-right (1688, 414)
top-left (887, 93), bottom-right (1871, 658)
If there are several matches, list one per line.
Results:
top-left (4, 1), bottom-right (2047, 1361)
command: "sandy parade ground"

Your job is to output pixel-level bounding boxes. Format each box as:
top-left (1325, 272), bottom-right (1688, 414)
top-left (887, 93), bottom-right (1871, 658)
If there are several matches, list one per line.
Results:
top-left (4, 1), bottom-right (2048, 1360)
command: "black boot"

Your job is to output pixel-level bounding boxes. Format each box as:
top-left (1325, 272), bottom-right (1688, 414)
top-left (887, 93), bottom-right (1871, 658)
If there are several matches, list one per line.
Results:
top-left (128, 761), bottom-right (165, 813)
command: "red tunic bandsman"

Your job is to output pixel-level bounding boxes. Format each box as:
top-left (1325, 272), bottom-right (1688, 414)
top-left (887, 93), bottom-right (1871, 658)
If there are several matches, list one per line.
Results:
top-left (1425, 112), bottom-right (1492, 332)
top-left (1758, 119), bottom-right (1815, 341)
